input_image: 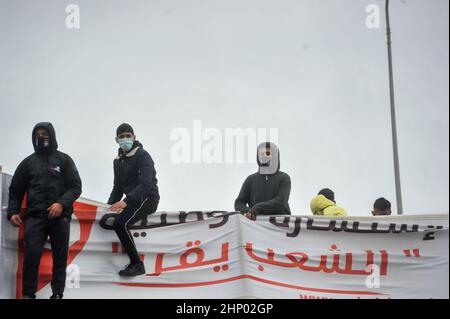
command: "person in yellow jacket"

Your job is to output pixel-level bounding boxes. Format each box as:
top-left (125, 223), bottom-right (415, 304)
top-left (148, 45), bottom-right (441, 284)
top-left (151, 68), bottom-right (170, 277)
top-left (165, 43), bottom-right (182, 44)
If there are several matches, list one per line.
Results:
top-left (310, 188), bottom-right (348, 217)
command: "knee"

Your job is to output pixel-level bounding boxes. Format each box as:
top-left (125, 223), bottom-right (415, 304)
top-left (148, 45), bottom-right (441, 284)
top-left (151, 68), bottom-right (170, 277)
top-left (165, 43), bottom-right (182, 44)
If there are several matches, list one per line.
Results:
top-left (113, 217), bottom-right (125, 231)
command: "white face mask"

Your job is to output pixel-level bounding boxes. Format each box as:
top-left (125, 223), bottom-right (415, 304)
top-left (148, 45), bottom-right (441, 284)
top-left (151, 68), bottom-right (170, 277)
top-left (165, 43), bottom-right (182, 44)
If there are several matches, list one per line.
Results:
top-left (35, 137), bottom-right (50, 149)
top-left (259, 153), bottom-right (272, 166)
top-left (118, 138), bottom-right (134, 152)
top-left (257, 143), bottom-right (280, 175)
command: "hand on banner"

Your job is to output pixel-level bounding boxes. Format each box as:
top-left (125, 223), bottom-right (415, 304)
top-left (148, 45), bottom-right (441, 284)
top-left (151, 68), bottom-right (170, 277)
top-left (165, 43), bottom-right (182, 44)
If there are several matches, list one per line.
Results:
top-left (10, 214), bottom-right (22, 227)
top-left (110, 201), bottom-right (127, 212)
top-left (245, 211), bottom-right (257, 221)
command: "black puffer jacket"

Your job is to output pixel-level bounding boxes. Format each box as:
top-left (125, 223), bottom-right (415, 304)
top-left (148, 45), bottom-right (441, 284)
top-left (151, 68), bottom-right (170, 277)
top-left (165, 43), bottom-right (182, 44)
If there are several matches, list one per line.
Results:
top-left (7, 122), bottom-right (82, 220)
top-left (107, 141), bottom-right (159, 206)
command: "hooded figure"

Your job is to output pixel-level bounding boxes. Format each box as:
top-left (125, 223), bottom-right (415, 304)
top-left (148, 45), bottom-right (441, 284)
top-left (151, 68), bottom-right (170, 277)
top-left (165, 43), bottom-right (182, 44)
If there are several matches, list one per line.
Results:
top-left (310, 195), bottom-right (348, 217)
top-left (8, 122), bottom-right (82, 220)
top-left (7, 122), bottom-right (82, 299)
top-left (257, 142), bottom-right (280, 175)
top-left (235, 142), bottom-right (291, 217)
top-left (32, 122), bottom-right (58, 154)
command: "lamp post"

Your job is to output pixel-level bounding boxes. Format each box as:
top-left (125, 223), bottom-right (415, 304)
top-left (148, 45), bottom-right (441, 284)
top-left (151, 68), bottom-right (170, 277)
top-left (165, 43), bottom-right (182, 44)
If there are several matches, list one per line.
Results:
top-left (385, 0), bottom-right (404, 215)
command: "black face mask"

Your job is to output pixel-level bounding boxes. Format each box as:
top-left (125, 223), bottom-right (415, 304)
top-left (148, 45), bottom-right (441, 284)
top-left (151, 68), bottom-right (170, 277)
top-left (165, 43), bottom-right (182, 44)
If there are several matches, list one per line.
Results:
top-left (35, 136), bottom-right (50, 152)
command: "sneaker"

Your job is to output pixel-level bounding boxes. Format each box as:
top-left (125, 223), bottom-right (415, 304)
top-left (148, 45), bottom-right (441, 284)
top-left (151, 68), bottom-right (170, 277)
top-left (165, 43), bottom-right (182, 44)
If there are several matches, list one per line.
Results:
top-left (22, 294), bottom-right (36, 299)
top-left (50, 293), bottom-right (63, 299)
top-left (119, 262), bottom-right (145, 277)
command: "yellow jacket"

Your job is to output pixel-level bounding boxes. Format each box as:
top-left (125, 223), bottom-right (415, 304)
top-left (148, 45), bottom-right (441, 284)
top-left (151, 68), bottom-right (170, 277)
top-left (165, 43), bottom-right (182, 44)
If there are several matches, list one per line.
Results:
top-left (310, 195), bottom-right (348, 217)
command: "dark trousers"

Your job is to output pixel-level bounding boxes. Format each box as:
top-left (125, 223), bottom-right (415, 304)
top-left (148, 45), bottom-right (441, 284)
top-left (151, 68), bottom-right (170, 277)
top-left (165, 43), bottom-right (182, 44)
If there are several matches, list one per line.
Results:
top-left (23, 215), bottom-right (70, 297)
top-left (113, 198), bottom-right (158, 264)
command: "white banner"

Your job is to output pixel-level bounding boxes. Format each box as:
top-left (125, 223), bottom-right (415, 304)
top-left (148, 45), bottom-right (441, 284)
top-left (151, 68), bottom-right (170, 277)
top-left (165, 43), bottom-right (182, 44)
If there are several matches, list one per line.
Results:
top-left (0, 171), bottom-right (448, 299)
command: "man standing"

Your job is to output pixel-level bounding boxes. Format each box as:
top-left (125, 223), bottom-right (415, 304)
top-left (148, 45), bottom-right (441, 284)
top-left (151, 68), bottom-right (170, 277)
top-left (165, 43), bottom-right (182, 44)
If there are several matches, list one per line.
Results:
top-left (108, 123), bottom-right (159, 276)
top-left (7, 122), bottom-right (82, 299)
top-left (235, 142), bottom-right (291, 220)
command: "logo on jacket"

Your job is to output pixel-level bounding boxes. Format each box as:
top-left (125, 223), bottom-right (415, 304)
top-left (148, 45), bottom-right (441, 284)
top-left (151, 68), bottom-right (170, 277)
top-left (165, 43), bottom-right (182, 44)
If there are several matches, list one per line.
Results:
top-left (50, 166), bottom-right (61, 173)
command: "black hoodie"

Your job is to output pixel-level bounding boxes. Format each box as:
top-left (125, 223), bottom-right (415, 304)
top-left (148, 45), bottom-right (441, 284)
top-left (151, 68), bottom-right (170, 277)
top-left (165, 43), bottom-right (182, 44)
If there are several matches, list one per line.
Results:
top-left (7, 122), bottom-right (82, 220)
top-left (107, 141), bottom-right (159, 206)
top-left (234, 143), bottom-right (291, 215)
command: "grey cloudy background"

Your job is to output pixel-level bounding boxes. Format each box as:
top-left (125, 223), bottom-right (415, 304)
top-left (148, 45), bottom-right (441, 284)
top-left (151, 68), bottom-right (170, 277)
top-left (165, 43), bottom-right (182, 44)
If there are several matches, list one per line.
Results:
top-left (0, 0), bottom-right (448, 215)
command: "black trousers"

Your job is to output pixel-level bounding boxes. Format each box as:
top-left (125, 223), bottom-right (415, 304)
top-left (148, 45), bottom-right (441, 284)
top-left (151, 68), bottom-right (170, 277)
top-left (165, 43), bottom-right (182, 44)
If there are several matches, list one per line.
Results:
top-left (23, 215), bottom-right (70, 297)
top-left (113, 198), bottom-right (158, 264)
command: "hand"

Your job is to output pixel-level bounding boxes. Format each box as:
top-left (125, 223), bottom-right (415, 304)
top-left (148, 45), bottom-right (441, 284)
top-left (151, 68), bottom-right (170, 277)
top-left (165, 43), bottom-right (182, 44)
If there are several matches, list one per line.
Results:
top-left (110, 201), bottom-right (127, 212)
top-left (10, 214), bottom-right (22, 227)
top-left (245, 211), bottom-right (257, 221)
top-left (47, 203), bottom-right (63, 219)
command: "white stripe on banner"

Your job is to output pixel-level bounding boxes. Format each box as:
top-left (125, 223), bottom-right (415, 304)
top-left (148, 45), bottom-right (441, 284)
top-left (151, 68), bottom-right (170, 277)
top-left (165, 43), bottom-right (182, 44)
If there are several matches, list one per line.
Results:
top-left (0, 171), bottom-right (448, 299)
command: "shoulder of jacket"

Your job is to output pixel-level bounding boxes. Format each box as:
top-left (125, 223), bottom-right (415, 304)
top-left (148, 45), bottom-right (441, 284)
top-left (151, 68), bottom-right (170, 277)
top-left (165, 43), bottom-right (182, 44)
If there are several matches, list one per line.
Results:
top-left (136, 147), bottom-right (148, 156)
top-left (277, 171), bottom-right (291, 181)
top-left (337, 206), bottom-right (348, 216)
top-left (57, 150), bottom-right (69, 158)
top-left (54, 151), bottom-right (73, 162)
top-left (23, 154), bottom-right (35, 163)
top-left (137, 148), bottom-right (154, 162)
top-left (126, 146), bottom-right (143, 158)
top-left (326, 205), bottom-right (347, 216)
top-left (17, 156), bottom-right (32, 171)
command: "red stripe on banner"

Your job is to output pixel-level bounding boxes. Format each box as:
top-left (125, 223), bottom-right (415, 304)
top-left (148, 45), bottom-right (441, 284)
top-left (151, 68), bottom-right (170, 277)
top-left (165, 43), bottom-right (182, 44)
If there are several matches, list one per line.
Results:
top-left (115, 274), bottom-right (386, 296)
top-left (15, 194), bottom-right (28, 299)
top-left (15, 224), bottom-right (24, 299)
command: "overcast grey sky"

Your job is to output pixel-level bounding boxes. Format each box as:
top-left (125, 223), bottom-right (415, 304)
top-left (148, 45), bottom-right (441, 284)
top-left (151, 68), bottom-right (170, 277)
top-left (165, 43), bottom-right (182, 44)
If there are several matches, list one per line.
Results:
top-left (0, 0), bottom-right (448, 216)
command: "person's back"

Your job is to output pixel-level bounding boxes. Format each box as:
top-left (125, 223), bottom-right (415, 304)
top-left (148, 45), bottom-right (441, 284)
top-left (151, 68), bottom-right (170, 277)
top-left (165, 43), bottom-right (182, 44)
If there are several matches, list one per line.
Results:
top-left (310, 188), bottom-right (347, 217)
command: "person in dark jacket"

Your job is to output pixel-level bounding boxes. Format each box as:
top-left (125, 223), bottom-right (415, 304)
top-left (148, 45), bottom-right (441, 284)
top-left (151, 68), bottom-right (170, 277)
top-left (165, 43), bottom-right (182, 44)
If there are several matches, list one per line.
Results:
top-left (7, 122), bottom-right (82, 299)
top-left (108, 123), bottom-right (159, 276)
top-left (235, 142), bottom-right (291, 220)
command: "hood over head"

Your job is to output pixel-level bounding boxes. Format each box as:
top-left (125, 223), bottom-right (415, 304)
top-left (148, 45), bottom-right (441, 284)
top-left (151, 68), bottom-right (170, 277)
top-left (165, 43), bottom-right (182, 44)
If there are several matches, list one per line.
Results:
top-left (257, 142), bottom-right (280, 175)
top-left (310, 195), bottom-right (336, 215)
top-left (32, 122), bottom-right (58, 154)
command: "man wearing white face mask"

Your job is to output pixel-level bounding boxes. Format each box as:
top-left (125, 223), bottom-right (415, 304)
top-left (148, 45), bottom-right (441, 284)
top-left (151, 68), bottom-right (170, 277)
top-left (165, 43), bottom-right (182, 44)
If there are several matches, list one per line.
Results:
top-left (235, 142), bottom-right (291, 221)
top-left (108, 123), bottom-right (160, 276)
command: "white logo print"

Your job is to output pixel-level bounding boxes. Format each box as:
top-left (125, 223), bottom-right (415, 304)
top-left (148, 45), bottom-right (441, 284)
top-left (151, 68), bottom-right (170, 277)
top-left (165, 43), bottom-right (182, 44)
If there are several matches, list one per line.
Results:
top-left (52, 166), bottom-right (61, 173)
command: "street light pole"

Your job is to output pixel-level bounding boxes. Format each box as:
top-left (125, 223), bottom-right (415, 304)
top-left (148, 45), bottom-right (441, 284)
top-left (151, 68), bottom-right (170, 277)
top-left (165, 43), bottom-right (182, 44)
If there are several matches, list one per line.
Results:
top-left (385, 0), bottom-right (404, 215)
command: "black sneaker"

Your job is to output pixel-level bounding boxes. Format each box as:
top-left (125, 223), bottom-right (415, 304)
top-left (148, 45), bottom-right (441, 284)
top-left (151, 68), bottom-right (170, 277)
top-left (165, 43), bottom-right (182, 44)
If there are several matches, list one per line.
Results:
top-left (119, 262), bottom-right (145, 277)
top-left (50, 293), bottom-right (63, 299)
top-left (22, 294), bottom-right (36, 299)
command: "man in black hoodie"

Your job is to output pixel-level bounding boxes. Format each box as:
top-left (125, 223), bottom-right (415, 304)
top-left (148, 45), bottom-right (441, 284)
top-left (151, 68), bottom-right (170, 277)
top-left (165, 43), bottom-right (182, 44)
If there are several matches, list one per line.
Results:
top-left (7, 122), bottom-right (82, 299)
top-left (235, 142), bottom-right (291, 220)
top-left (108, 123), bottom-right (159, 276)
